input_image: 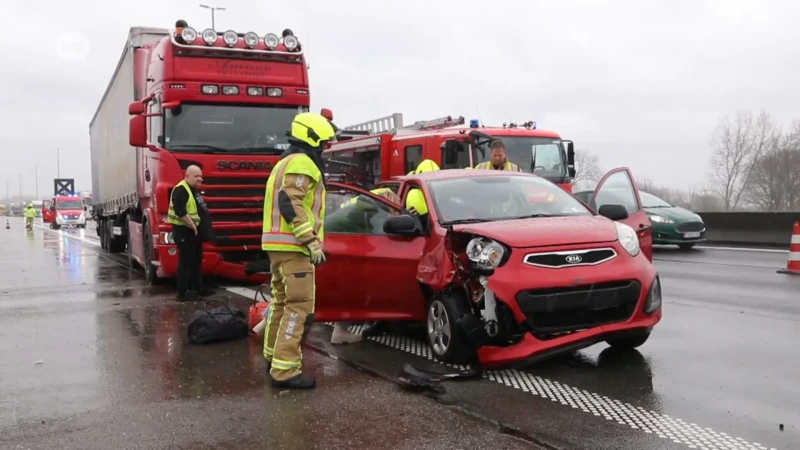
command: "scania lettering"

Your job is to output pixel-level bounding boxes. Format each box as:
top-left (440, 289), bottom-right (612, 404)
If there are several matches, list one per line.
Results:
top-left (216, 160), bottom-right (275, 171)
top-left (90, 22), bottom-right (311, 284)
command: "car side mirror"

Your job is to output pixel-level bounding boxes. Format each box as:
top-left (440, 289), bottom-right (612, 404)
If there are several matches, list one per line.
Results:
top-left (383, 214), bottom-right (420, 236)
top-left (49, 206), bottom-right (55, 211)
top-left (598, 204), bottom-right (628, 221)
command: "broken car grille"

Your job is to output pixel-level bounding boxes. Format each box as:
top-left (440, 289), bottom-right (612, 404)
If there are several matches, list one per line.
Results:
top-left (515, 280), bottom-right (642, 333)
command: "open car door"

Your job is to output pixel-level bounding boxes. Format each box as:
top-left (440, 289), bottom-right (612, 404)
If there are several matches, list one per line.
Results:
top-left (591, 168), bottom-right (653, 261)
top-left (315, 181), bottom-right (427, 322)
top-left (42, 199), bottom-right (55, 224)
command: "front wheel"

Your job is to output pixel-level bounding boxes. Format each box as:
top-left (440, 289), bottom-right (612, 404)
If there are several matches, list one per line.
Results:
top-left (142, 222), bottom-right (159, 285)
top-left (605, 330), bottom-right (651, 349)
top-left (425, 293), bottom-right (477, 366)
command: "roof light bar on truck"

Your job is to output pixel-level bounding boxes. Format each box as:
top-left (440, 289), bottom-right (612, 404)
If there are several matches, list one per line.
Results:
top-left (171, 27), bottom-right (304, 56)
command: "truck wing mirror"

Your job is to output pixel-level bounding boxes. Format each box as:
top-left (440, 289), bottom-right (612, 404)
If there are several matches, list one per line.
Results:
top-left (565, 141), bottom-right (576, 178)
top-left (443, 140), bottom-right (461, 165)
top-left (129, 115), bottom-right (148, 148)
top-left (128, 101), bottom-right (145, 115)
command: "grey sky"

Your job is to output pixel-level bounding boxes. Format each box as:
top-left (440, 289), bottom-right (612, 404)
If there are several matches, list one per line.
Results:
top-left (2, 0), bottom-right (798, 200)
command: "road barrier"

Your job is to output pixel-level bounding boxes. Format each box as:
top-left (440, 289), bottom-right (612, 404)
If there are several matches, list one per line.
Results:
top-left (696, 212), bottom-right (799, 248)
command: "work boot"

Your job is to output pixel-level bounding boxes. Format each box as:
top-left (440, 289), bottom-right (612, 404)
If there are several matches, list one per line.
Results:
top-left (331, 323), bottom-right (363, 345)
top-left (271, 374), bottom-right (316, 389)
top-left (177, 290), bottom-right (201, 302)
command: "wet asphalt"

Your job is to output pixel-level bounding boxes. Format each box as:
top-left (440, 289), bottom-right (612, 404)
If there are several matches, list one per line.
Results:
top-left (2, 218), bottom-right (799, 450)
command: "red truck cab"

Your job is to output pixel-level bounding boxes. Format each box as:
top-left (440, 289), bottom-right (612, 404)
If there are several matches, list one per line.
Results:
top-left (325, 115), bottom-right (576, 193)
top-left (94, 24), bottom-right (310, 284)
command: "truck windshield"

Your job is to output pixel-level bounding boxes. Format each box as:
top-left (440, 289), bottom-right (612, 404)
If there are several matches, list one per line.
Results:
top-left (473, 136), bottom-right (567, 182)
top-left (57, 201), bottom-right (83, 210)
top-left (164, 104), bottom-right (308, 154)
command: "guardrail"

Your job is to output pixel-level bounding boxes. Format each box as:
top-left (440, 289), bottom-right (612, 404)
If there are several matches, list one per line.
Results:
top-left (695, 212), bottom-right (798, 248)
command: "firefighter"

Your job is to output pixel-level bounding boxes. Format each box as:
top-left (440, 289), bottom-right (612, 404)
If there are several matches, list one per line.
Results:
top-left (24, 203), bottom-right (36, 229)
top-left (261, 111), bottom-right (338, 389)
top-left (473, 139), bottom-right (522, 171)
top-left (405, 159), bottom-right (440, 218)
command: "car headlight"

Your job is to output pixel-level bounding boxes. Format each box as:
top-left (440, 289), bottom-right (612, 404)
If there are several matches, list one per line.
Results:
top-left (648, 214), bottom-right (673, 224)
top-left (615, 222), bottom-right (640, 256)
top-left (466, 237), bottom-right (505, 270)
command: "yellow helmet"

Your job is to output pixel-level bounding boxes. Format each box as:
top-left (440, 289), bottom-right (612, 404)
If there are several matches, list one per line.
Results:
top-left (413, 159), bottom-right (440, 174)
top-left (289, 112), bottom-right (338, 148)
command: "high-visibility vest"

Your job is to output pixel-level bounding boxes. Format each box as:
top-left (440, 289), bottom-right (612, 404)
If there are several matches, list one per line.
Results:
top-left (261, 153), bottom-right (326, 255)
top-left (405, 188), bottom-right (428, 215)
top-left (24, 207), bottom-right (36, 218)
top-left (168, 180), bottom-right (201, 226)
top-left (474, 160), bottom-right (521, 171)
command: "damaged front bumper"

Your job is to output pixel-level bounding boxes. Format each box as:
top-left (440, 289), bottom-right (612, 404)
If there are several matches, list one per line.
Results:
top-left (464, 251), bottom-right (662, 369)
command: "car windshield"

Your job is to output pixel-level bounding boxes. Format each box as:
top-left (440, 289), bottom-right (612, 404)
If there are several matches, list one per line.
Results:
top-left (428, 175), bottom-right (592, 225)
top-left (57, 201), bottom-right (83, 210)
top-left (473, 136), bottom-right (567, 181)
top-left (164, 104), bottom-right (309, 154)
top-left (640, 191), bottom-right (672, 208)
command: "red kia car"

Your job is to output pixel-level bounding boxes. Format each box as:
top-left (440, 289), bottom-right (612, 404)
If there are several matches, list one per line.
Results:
top-left (310, 167), bottom-right (661, 369)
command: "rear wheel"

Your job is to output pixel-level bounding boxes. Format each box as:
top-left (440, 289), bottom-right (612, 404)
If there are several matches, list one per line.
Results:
top-left (605, 330), bottom-right (651, 349)
top-left (678, 243), bottom-right (695, 250)
top-left (425, 291), bottom-right (477, 366)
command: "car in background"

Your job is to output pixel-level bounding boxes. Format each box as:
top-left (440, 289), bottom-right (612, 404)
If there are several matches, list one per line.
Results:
top-left (574, 189), bottom-right (706, 250)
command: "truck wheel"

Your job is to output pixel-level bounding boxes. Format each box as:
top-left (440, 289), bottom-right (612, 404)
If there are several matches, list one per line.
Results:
top-left (425, 291), bottom-right (477, 366)
top-left (143, 222), bottom-right (158, 285)
top-left (99, 220), bottom-right (108, 250)
top-left (605, 330), bottom-right (651, 349)
top-left (107, 221), bottom-right (125, 254)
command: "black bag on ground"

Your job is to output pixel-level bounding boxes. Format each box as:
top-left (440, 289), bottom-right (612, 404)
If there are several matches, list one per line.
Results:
top-left (188, 300), bottom-right (249, 345)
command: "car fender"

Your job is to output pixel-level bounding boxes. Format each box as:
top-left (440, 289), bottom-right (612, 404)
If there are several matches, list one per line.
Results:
top-left (416, 228), bottom-right (456, 291)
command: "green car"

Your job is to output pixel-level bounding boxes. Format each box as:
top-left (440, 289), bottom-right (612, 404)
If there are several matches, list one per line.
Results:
top-left (573, 189), bottom-right (706, 250)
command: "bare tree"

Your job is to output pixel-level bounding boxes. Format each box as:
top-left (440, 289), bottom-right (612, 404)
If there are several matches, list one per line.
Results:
top-left (572, 149), bottom-right (604, 191)
top-left (744, 122), bottom-right (800, 211)
top-left (708, 110), bottom-right (779, 211)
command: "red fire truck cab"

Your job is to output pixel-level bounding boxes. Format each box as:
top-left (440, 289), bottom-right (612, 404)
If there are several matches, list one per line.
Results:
top-left (324, 114), bottom-right (576, 193)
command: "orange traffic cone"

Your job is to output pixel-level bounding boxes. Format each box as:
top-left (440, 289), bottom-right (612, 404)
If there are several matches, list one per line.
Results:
top-left (777, 222), bottom-right (800, 275)
top-left (4, 219), bottom-right (9, 230)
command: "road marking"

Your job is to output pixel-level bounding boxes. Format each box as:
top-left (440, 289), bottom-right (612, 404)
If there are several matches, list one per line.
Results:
top-left (694, 245), bottom-right (788, 254)
top-left (223, 285), bottom-right (779, 450)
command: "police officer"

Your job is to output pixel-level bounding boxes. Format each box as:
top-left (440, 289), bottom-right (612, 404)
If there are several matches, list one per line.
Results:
top-left (168, 165), bottom-right (214, 302)
top-left (473, 139), bottom-right (522, 171)
top-left (261, 111), bottom-right (338, 389)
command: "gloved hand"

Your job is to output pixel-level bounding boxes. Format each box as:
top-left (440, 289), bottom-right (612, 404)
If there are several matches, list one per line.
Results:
top-left (307, 240), bottom-right (326, 265)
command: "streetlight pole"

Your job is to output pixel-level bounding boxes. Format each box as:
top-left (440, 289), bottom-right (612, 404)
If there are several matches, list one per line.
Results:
top-left (35, 164), bottom-right (39, 198)
top-left (56, 147), bottom-right (61, 178)
top-left (199, 4), bottom-right (226, 29)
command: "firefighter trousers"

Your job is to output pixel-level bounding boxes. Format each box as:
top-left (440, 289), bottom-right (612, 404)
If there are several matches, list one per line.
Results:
top-left (263, 250), bottom-right (316, 381)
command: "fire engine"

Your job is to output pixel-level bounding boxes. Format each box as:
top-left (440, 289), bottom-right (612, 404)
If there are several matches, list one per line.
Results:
top-left (323, 113), bottom-right (576, 192)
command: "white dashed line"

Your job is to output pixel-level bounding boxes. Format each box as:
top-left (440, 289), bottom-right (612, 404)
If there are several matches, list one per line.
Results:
top-left (223, 285), bottom-right (778, 450)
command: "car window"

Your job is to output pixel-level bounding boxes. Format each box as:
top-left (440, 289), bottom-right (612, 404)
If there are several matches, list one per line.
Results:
top-left (573, 191), bottom-right (593, 205)
top-left (639, 191), bottom-right (672, 208)
top-left (325, 189), bottom-right (402, 235)
top-left (427, 174), bottom-right (592, 225)
top-left (594, 171), bottom-right (639, 214)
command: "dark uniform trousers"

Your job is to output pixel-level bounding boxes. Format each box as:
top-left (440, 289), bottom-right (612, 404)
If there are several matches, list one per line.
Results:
top-left (173, 224), bottom-right (204, 295)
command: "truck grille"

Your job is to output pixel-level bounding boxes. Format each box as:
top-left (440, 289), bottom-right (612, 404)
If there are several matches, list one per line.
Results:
top-left (515, 280), bottom-right (641, 333)
top-left (200, 177), bottom-right (267, 263)
top-left (676, 222), bottom-right (705, 233)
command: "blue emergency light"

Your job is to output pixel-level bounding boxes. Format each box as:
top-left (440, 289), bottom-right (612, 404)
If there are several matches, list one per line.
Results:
top-left (469, 119), bottom-right (480, 128)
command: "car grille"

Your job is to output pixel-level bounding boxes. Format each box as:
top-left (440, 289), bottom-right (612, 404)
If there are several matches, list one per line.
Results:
top-left (676, 222), bottom-right (705, 233)
top-left (515, 280), bottom-right (641, 333)
top-left (524, 248), bottom-right (617, 268)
